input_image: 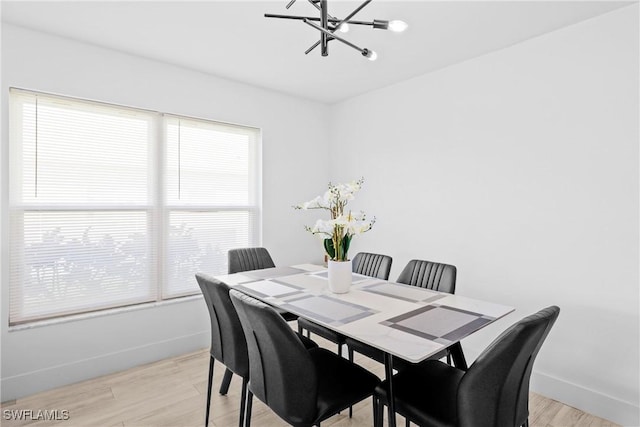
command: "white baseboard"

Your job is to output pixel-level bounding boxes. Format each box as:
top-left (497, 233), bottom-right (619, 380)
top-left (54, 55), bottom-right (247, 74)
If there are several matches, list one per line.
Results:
top-left (531, 371), bottom-right (639, 427)
top-left (1, 331), bottom-right (209, 402)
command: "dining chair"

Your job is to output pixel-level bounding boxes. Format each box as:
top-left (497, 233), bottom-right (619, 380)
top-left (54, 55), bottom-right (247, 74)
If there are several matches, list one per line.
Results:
top-left (228, 247), bottom-right (298, 322)
top-left (196, 273), bottom-right (317, 427)
top-left (296, 252), bottom-right (392, 418)
top-left (228, 247), bottom-right (277, 275)
top-left (372, 306), bottom-right (560, 427)
top-left (352, 252), bottom-right (394, 280)
top-left (297, 252), bottom-right (393, 358)
top-left (230, 289), bottom-right (381, 427)
top-left (345, 258), bottom-right (467, 370)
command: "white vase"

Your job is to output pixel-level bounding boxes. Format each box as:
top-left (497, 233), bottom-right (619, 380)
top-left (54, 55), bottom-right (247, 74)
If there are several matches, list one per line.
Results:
top-left (328, 259), bottom-right (352, 294)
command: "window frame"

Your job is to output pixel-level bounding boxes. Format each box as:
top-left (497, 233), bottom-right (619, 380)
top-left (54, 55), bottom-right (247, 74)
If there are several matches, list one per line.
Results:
top-left (8, 88), bottom-right (262, 325)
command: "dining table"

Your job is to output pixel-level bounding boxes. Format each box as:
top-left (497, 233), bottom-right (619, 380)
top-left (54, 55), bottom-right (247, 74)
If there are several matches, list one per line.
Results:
top-left (215, 263), bottom-right (514, 427)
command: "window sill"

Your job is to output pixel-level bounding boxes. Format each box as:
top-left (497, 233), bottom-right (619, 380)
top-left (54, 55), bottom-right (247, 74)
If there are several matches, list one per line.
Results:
top-left (8, 295), bottom-right (203, 332)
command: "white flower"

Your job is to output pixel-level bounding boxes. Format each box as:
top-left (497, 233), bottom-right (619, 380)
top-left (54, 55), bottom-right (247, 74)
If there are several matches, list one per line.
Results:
top-left (296, 195), bottom-right (329, 210)
top-left (322, 190), bottom-right (333, 207)
top-left (349, 210), bottom-right (367, 221)
top-left (310, 219), bottom-right (333, 235)
top-left (346, 217), bottom-right (375, 236)
top-left (342, 192), bottom-right (355, 202)
top-left (345, 180), bottom-right (362, 194)
top-left (294, 177), bottom-right (373, 261)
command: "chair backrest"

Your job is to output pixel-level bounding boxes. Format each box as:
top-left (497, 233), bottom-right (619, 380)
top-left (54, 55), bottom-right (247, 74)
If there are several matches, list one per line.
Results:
top-left (352, 252), bottom-right (393, 280)
top-left (230, 289), bottom-right (318, 425)
top-left (396, 259), bottom-right (457, 293)
top-left (195, 273), bottom-right (249, 378)
top-left (228, 247), bottom-right (276, 274)
top-left (458, 306), bottom-right (560, 427)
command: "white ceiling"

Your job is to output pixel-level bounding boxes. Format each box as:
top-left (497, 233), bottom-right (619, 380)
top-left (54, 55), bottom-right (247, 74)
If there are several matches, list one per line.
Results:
top-left (1, 1), bottom-right (632, 104)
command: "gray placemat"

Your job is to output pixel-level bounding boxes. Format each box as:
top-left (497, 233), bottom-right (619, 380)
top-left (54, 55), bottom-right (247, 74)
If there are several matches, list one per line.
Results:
top-left (235, 280), bottom-right (304, 299)
top-left (244, 266), bottom-right (305, 280)
top-left (381, 305), bottom-right (494, 344)
top-left (282, 295), bottom-right (377, 326)
top-left (360, 282), bottom-right (447, 303)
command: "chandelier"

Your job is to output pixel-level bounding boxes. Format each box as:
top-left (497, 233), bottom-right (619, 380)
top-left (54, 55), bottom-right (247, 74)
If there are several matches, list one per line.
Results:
top-left (265, 0), bottom-right (408, 61)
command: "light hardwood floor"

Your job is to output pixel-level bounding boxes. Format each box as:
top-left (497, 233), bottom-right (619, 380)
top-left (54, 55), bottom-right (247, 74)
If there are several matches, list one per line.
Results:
top-left (1, 336), bottom-right (618, 427)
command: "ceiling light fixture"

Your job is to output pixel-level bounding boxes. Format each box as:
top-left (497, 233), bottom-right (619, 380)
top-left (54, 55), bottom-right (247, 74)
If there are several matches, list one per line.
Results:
top-left (265, 0), bottom-right (407, 61)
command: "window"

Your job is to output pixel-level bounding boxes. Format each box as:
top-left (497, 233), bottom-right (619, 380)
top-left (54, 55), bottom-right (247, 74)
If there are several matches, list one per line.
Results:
top-left (164, 116), bottom-right (260, 297)
top-left (8, 89), bottom-right (261, 324)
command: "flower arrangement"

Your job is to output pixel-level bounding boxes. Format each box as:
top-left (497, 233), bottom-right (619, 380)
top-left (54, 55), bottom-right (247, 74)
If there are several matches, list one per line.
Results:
top-left (294, 178), bottom-right (375, 261)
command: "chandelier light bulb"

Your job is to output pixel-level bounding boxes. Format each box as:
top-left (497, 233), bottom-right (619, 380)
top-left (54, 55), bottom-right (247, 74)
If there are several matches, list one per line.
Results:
top-left (388, 20), bottom-right (408, 33)
top-left (338, 22), bottom-right (350, 33)
top-left (365, 50), bottom-right (377, 61)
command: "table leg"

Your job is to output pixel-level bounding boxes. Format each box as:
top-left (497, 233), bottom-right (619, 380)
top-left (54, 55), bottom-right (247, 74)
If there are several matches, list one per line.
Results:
top-left (450, 342), bottom-right (468, 371)
top-left (384, 353), bottom-right (396, 427)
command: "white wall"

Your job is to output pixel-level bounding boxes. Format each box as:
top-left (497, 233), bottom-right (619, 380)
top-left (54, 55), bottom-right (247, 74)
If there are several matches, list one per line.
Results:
top-left (330, 6), bottom-right (639, 426)
top-left (0, 24), bottom-right (330, 400)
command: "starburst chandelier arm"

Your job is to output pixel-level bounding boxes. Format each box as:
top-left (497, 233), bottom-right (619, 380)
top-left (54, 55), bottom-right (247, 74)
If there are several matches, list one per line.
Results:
top-left (303, 0), bottom-right (372, 55)
top-left (303, 18), bottom-right (372, 58)
top-left (305, 40), bottom-right (322, 55)
top-left (263, 14), bottom-right (377, 28)
top-left (286, 0), bottom-right (297, 9)
top-left (335, 0), bottom-right (372, 29)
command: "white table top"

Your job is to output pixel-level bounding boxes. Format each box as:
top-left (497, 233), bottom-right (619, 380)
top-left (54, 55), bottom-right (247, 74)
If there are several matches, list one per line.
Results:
top-left (216, 264), bottom-right (514, 363)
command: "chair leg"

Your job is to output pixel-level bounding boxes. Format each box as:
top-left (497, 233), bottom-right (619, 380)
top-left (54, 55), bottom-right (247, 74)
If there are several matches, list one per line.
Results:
top-left (372, 396), bottom-right (377, 425)
top-left (245, 390), bottom-right (253, 427)
top-left (405, 417), bottom-right (410, 427)
top-left (238, 377), bottom-right (248, 427)
top-left (522, 420), bottom-right (530, 427)
top-left (219, 367), bottom-right (234, 395)
top-left (339, 343), bottom-right (354, 418)
top-left (205, 356), bottom-right (214, 426)
top-left (384, 353), bottom-right (397, 427)
top-left (374, 396), bottom-right (384, 427)
top-left (340, 346), bottom-right (353, 418)
top-left (298, 324), bottom-right (303, 335)
top-left (372, 396), bottom-right (378, 427)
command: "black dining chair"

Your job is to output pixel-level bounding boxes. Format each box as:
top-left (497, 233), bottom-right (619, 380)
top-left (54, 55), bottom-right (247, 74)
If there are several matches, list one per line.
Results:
top-left (230, 289), bottom-right (381, 427)
top-left (297, 252), bottom-right (393, 356)
top-left (228, 247), bottom-right (277, 275)
top-left (345, 259), bottom-right (467, 370)
top-left (351, 252), bottom-right (394, 280)
top-left (373, 306), bottom-right (560, 427)
top-left (296, 252), bottom-right (392, 418)
top-left (196, 273), bottom-right (317, 427)
top-left (228, 247), bottom-right (298, 322)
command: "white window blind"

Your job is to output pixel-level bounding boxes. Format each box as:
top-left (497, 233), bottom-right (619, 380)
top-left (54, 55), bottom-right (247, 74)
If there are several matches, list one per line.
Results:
top-left (9, 89), bottom-right (261, 325)
top-left (164, 116), bottom-right (260, 297)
